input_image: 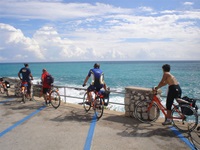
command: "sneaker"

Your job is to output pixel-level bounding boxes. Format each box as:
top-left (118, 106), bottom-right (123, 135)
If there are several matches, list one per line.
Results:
top-left (162, 119), bottom-right (172, 125)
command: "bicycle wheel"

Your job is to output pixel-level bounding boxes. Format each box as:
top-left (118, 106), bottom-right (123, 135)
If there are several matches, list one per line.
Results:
top-left (94, 98), bottom-right (104, 120)
top-left (134, 100), bottom-right (160, 123)
top-left (83, 92), bottom-right (91, 112)
top-left (50, 90), bottom-right (61, 109)
top-left (172, 104), bottom-right (198, 132)
top-left (0, 85), bottom-right (5, 94)
top-left (5, 89), bottom-right (9, 96)
top-left (22, 92), bottom-right (25, 103)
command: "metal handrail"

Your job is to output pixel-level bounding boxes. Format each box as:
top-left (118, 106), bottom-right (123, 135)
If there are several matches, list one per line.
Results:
top-left (32, 84), bottom-right (200, 108)
top-left (32, 84), bottom-right (127, 106)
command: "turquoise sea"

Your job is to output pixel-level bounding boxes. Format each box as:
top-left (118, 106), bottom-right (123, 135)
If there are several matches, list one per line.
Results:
top-left (0, 61), bottom-right (200, 112)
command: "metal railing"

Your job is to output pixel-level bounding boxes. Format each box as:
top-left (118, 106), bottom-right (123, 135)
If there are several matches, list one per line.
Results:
top-left (32, 84), bottom-right (127, 107)
top-left (32, 84), bottom-right (200, 108)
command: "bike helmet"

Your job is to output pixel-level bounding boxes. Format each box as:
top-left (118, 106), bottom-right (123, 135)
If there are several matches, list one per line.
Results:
top-left (94, 63), bottom-right (100, 69)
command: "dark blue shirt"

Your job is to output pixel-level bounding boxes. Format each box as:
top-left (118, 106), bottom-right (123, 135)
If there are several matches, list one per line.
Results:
top-left (19, 67), bottom-right (31, 82)
top-left (88, 68), bottom-right (104, 85)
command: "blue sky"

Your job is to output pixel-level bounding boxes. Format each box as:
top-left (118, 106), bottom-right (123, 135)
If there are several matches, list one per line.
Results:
top-left (0, 0), bottom-right (200, 62)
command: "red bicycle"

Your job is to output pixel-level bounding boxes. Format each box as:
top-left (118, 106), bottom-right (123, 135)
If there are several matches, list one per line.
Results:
top-left (134, 88), bottom-right (198, 132)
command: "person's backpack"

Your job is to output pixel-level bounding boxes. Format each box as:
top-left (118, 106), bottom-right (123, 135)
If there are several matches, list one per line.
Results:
top-left (180, 96), bottom-right (198, 115)
top-left (46, 74), bottom-right (54, 85)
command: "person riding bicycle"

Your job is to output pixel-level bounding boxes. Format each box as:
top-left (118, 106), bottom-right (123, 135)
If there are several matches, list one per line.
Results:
top-left (83, 63), bottom-right (107, 103)
top-left (18, 63), bottom-right (33, 100)
top-left (155, 64), bottom-right (182, 125)
top-left (41, 69), bottom-right (51, 105)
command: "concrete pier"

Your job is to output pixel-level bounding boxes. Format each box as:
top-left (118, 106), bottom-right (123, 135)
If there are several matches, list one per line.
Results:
top-left (0, 94), bottom-right (193, 150)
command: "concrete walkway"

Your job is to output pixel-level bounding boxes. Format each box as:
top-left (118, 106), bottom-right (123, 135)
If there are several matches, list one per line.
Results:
top-left (0, 94), bottom-right (195, 150)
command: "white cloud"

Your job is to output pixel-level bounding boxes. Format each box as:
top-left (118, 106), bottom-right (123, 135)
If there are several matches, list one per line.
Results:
top-left (0, 1), bottom-right (200, 62)
top-left (0, 23), bottom-right (45, 61)
top-left (0, 1), bottom-right (132, 21)
top-left (183, 2), bottom-right (194, 6)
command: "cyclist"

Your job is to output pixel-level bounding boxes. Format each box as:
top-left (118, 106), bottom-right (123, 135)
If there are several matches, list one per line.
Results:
top-left (18, 63), bottom-right (33, 101)
top-left (155, 64), bottom-right (182, 125)
top-left (83, 63), bottom-right (107, 104)
top-left (41, 69), bottom-right (51, 105)
top-left (0, 77), bottom-right (9, 95)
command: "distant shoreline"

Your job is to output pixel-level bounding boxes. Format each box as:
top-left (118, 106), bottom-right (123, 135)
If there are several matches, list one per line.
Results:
top-left (1, 60), bottom-right (200, 64)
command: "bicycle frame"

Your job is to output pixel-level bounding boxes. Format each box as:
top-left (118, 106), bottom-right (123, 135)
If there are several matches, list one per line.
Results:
top-left (47, 86), bottom-right (59, 100)
top-left (149, 94), bottom-right (185, 120)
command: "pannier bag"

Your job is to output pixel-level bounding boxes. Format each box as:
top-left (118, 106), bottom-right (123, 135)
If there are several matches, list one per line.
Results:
top-left (99, 90), bottom-right (110, 106)
top-left (180, 96), bottom-right (198, 115)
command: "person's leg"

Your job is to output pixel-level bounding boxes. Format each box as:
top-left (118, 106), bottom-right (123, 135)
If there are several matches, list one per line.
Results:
top-left (26, 82), bottom-right (31, 98)
top-left (43, 88), bottom-right (48, 105)
top-left (87, 85), bottom-right (94, 102)
top-left (162, 86), bottom-right (174, 125)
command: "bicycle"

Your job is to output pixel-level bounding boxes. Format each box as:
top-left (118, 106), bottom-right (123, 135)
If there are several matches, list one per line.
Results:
top-left (43, 85), bottom-right (61, 109)
top-left (83, 89), bottom-right (109, 120)
top-left (21, 81), bottom-right (31, 103)
top-left (134, 88), bottom-right (198, 132)
top-left (0, 77), bottom-right (10, 96)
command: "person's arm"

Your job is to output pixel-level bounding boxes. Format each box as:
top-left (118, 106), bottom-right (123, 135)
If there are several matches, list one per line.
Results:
top-left (155, 73), bottom-right (168, 90)
top-left (18, 72), bottom-right (22, 80)
top-left (83, 76), bottom-right (89, 87)
top-left (30, 73), bottom-right (33, 80)
top-left (41, 74), bottom-right (45, 84)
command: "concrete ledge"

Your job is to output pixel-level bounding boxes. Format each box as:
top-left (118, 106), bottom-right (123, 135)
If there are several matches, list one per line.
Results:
top-left (125, 86), bottom-right (152, 92)
top-left (124, 86), bottom-right (161, 117)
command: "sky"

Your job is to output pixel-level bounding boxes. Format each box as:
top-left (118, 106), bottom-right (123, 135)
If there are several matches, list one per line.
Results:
top-left (0, 0), bottom-right (200, 62)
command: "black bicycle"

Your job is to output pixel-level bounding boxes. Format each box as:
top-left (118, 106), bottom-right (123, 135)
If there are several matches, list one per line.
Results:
top-left (0, 78), bottom-right (10, 96)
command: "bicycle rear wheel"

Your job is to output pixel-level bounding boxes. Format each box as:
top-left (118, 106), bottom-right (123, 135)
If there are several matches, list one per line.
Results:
top-left (83, 92), bottom-right (91, 112)
top-left (94, 98), bottom-right (104, 120)
top-left (50, 90), bottom-right (61, 109)
top-left (5, 89), bottom-right (9, 96)
top-left (134, 100), bottom-right (160, 123)
top-left (0, 85), bottom-right (5, 94)
top-left (172, 104), bottom-right (198, 132)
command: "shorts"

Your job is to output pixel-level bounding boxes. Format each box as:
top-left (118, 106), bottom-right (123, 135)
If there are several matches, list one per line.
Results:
top-left (87, 84), bottom-right (103, 92)
top-left (166, 85), bottom-right (182, 110)
top-left (43, 88), bottom-right (50, 94)
top-left (21, 81), bottom-right (31, 94)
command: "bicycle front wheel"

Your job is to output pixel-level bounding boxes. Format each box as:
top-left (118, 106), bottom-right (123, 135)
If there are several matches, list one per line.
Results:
top-left (134, 100), bottom-right (160, 123)
top-left (50, 90), bottom-right (61, 109)
top-left (83, 92), bottom-right (91, 112)
top-left (94, 98), bottom-right (104, 120)
top-left (172, 104), bottom-right (198, 132)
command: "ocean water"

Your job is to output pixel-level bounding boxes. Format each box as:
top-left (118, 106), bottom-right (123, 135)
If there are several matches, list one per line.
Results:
top-left (0, 61), bottom-right (200, 112)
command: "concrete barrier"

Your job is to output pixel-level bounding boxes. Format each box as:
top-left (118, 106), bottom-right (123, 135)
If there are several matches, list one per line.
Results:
top-left (124, 86), bottom-right (162, 117)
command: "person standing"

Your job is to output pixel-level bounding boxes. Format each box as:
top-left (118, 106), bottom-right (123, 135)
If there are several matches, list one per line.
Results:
top-left (155, 64), bottom-right (182, 125)
top-left (41, 69), bottom-right (51, 105)
top-left (18, 63), bottom-right (33, 100)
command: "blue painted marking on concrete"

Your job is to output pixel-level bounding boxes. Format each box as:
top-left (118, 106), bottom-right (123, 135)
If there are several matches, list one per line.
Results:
top-left (170, 126), bottom-right (196, 150)
top-left (0, 106), bottom-right (46, 137)
top-left (84, 114), bottom-right (97, 150)
top-left (0, 98), bottom-right (15, 104)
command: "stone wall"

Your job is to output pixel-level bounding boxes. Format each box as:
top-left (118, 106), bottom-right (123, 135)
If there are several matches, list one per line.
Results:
top-left (2, 77), bottom-right (42, 98)
top-left (124, 86), bottom-right (161, 117)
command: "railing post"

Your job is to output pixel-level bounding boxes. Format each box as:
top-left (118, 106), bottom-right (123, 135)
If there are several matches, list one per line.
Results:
top-left (64, 87), bottom-right (66, 103)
